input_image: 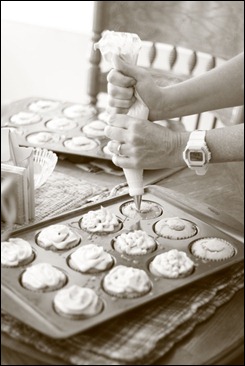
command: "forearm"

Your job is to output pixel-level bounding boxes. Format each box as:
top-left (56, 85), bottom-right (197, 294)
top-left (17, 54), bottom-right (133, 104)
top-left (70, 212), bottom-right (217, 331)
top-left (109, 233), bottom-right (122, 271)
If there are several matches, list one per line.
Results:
top-left (157, 53), bottom-right (244, 120)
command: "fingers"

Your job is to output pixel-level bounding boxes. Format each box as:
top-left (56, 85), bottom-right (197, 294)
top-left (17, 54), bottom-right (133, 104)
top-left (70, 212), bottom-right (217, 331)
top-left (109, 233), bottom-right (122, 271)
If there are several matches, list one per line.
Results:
top-left (107, 82), bottom-right (134, 100)
top-left (107, 140), bottom-right (129, 157)
top-left (112, 54), bottom-right (145, 81)
top-left (107, 69), bottom-right (135, 88)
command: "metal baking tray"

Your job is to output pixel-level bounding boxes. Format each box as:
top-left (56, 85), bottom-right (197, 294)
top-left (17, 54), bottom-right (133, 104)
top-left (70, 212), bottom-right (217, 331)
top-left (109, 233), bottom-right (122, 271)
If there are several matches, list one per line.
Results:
top-left (1, 97), bottom-right (111, 160)
top-left (1, 186), bottom-right (244, 338)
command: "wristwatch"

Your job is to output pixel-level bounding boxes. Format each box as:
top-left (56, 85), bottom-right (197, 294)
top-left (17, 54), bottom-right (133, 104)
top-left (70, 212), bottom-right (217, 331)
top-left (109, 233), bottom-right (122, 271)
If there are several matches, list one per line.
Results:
top-left (183, 130), bottom-right (211, 175)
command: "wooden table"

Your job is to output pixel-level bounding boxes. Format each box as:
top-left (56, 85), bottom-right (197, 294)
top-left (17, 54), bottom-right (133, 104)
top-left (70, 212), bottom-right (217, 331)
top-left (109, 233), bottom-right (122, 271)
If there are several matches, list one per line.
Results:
top-left (1, 160), bottom-right (244, 365)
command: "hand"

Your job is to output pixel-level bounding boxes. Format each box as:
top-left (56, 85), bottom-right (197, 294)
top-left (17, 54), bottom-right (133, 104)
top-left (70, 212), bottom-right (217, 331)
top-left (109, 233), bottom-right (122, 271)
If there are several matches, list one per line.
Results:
top-left (107, 55), bottom-right (164, 121)
top-left (104, 114), bottom-right (188, 170)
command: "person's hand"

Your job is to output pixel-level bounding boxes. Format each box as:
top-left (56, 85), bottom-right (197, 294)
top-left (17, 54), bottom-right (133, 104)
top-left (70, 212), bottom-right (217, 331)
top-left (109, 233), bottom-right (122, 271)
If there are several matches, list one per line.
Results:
top-left (104, 114), bottom-right (188, 170)
top-left (107, 55), bottom-right (164, 121)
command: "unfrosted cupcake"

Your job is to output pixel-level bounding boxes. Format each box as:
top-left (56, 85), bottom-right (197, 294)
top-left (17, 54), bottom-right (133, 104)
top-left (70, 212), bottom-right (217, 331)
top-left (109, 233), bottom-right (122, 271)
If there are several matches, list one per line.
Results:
top-left (103, 265), bottom-right (152, 298)
top-left (83, 120), bottom-right (107, 138)
top-left (121, 200), bottom-right (162, 220)
top-left (26, 131), bottom-right (59, 145)
top-left (149, 249), bottom-right (195, 278)
top-left (36, 224), bottom-right (81, 251)
top-left (46, 117), bottom-right (77, 130)
top-left (54, 285), bottom-right (103, 318)
top-left (190, 237), bottom-right (235, 261)
top-left (28, 100), bottom-right (60, 112)
top-left (154, 217), bottom-right (197, 239)
top-left (64, 136), bottom-right (98, 151)
top-left (80, 207), bottom-right (121, 234)
top-left (113, 230), bottom-right (157, 255)
top-left (1, 238), bottom-right (34, 267)
top-left (69, 244), bottom-right (114, 273)
top-left (21, 263), bottom-right (67, 292)
top-left (10, 111), bottom-right (41, 125)
top-left (63, 104), bottom-right (97, 119)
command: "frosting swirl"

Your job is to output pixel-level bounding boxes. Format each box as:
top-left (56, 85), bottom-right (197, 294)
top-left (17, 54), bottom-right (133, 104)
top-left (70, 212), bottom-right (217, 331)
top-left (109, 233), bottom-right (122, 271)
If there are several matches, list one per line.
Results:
top-left (64, 136), bottom-right (98, 151)
top-left (70, 244), bottom-right (113, 272)
top-left (154, 217), bottom-right (197, 239)
top-left (28, 100), bottom-right (59, 112)
top-left (54, 285), bottom-right (102, 316)
top-left (121, 201), bottom-right (162, 220)
top-left (10, 112), bottom-right (41, 125)
top-left (83, 120), bottom-right (107, 138)
top-left (1, 238), bottom-right (33, 266)
top-left (27, 131), bottom-right (57, 145)
top-left (150, 249), bottom-right (194, 278)
top-left (81, 207), bottom-right (120, 233)
top-left (63, 104), bottom-right (97, 119)
top-left (103, 265), bottom-right (151, 297)
top-left (191, 237), bottom-right (235, 261)
top-left (21, 263), bottom-right (66, 290)
top-left (114, 230), bottom-right (156, 255)
top-left (46, 117), bottom-right (77, 130)
top-left (37, 224), bottom-right (80, 250)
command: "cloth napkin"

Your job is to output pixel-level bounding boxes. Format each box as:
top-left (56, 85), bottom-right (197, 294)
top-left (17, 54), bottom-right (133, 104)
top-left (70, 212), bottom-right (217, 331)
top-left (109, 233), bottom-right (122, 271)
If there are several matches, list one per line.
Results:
top-left (1, 262), bottom-right (243, 365)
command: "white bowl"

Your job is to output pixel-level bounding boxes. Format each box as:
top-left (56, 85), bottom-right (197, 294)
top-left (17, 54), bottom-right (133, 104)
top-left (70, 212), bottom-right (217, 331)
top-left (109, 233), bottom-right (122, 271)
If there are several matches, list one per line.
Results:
top-left (33, 148), bottom-right (58, 189)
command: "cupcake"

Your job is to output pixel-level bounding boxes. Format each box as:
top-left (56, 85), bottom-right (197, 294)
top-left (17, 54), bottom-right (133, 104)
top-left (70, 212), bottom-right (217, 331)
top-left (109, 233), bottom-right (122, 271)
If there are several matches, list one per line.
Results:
top-left (121, 200), bottom-right (162, 220)
top-left (63, 104), bottom-right (97, 119)
top-left (54, 285), bottom-right (103, 318)
top-left (10, 111), bottom-right (41, 125)
top-left (149, 249), bottom-right (195, 278)
top-left (103, 265), bottom-right (152, 298)
top-left (69, 244), bottom-right (114, 273)
top-left (98, 110), bottom-right (111, 123)
top-left (113, 230), bottom-right (157, 255)
top-left (26, 131), bottom-right (59, 145)
top-left (83, 120), bottom-right (107, 138)
top-left (80, 206), bottom-right (121, 234)
top-left (190, 237), bottom-right (236, 261)
top-left (28, 100), bottom-right (60, 112)
top-left (46, 117), bottom-right (77, 130)
top-left (1, 238), bottom-right (34, 267)
top-left (64, 136), bottom-right (98, 151)
top-left (36, 224), bottom-right (81, 251)
top-left (21, 263), bottom-right (67, 292)
top-left (154, 217), bottom-right (197, 239)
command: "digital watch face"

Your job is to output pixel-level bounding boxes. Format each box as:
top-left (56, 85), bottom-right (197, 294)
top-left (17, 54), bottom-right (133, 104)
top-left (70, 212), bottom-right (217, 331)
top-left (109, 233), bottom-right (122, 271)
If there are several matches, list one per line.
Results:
top-left (187, 150), bottom-right (205, 166)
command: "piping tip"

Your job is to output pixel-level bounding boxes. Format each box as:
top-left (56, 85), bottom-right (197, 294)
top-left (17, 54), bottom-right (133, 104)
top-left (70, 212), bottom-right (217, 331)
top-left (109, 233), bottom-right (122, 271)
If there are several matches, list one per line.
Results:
top-left (133, 195), bottom-right (142, 212)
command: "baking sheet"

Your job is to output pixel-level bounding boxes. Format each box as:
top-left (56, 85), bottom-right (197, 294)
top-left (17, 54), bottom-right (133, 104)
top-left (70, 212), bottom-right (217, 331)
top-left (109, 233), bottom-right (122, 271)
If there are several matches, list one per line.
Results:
top-left (1, 186), bottom-right (244, 338)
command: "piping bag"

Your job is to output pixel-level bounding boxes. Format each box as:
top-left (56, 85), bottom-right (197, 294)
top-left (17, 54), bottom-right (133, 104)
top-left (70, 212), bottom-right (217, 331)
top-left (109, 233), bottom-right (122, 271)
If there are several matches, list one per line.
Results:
top-left (94, 31), bottom-right (149, 211)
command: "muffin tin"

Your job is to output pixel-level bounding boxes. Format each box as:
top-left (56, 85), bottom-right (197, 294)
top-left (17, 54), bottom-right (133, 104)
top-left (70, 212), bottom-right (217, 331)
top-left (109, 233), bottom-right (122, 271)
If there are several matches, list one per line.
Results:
top-left (1, 97), bottom-right (112, 160)
top-left (1, 186), bottom-right (244, 338)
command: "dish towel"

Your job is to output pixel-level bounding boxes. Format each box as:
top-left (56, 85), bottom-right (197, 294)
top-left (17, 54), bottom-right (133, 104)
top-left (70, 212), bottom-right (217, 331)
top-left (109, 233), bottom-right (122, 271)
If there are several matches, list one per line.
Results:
top-left (1, 262), bottom-right (243, 365)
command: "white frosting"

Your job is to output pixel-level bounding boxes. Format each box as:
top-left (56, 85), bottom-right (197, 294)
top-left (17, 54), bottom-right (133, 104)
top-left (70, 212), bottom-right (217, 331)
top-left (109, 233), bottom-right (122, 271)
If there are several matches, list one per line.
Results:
top-left (46, 117), bottom-right (77, 130)
top-left (122, 201), bottom-right (162, 219)
top-left (37, 224), bottom-right (80, 250)
top-left (28, 100), bottom-right (60, 112)
top-left (1, 238), bottom-right (33, 266)
top-left (22, 263), bottom-right (66, 290)
top-left (103, 265), bottom-right (151, 296)
top-left (64, 136), bottom-right (98, 151)
top-left (70, 244), bottom-right (113, 272)
top-left (98, 110), bottom-right (111, 123)
top-left (10, 112), bottom-right (41, 125)
top-left (83, 120), bottom-right (107, 138)
top-left (81, 207), bottom-right (120, 233)
top-left (150, 249), bottom-right (194, 278)
top-left (27, 131), bottom-right (57, 145)
top-left (63, 104), bottom-right (97, 119)
top-left (191, 238), bottom-right (235, 261)
top-left (114, 230), bottom-right (156, 255)
top-left (54, 285), bottom-right (102, 316)
top-left (155, 217), bottom-right (197, 239)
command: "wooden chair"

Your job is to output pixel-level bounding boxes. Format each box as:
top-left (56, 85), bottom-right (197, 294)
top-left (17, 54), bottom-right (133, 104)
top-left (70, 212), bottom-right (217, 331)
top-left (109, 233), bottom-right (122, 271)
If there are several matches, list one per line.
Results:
top-left (87, 1), bottom-right (244, 130)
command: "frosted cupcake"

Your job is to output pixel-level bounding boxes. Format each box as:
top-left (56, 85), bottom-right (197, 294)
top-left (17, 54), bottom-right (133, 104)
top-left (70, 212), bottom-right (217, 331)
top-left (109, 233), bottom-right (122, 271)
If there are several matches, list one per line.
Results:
top-left (149, 249), bottom-right (195, 278)
top-left (28, 100), bottom-right (60, 112)
top-left (69, 244), bottom-right (114, 273)
top-left (1, 238), bottom-right (34, 267)
top-left (103, 265), bottom-right (152, 298)
top-left (190, 237), bottom-right (236, 261)
top-left (21, 263), bottom-right (67, 292)
top-left (113, 230), bottom-right (157, 255)
top-left (80, 207), bottom-right (121, 234)
top-left (83, 120), bottom-right (107, 138)
top-left (54, 285), bottom-right (103, 318)
top-left (121, 200), bottom-right (162, 220)
top-left (36, 224), bottom-right (81, 251)
top-left (26, 131), bottom-right (59, 145)
top-left (64, 136), bottom-right (98, 151)
top-left (63, 104), bottom-right (97, 119)
top-left (10, 111), bottom-right (41, 125)
top-left (46, 117), bottom-right (77, 130)
top-left (154, 217), bottom-right (197, 239)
